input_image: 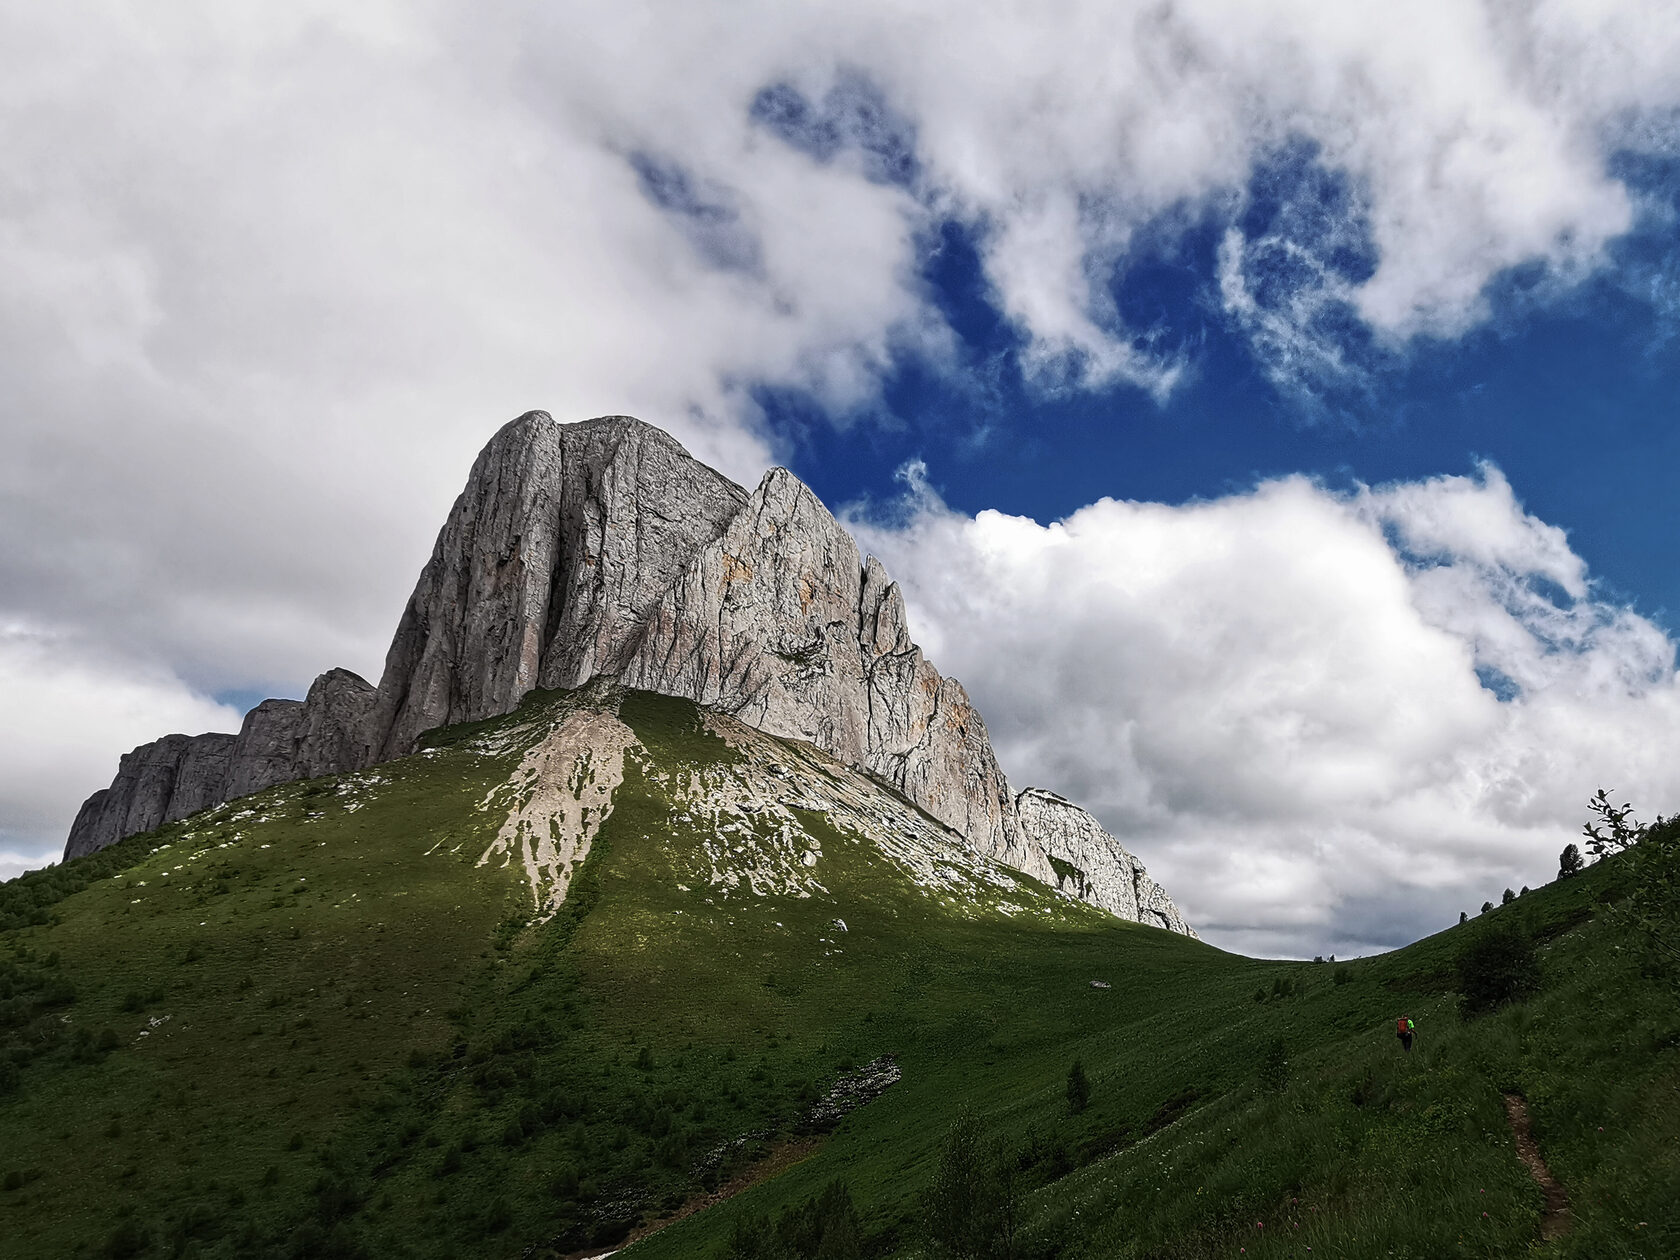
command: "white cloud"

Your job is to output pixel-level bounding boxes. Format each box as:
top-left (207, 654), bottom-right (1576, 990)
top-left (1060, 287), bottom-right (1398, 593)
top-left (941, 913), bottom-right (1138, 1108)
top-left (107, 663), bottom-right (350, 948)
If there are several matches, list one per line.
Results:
top-left (0, 624), bottom-right (240, 879)
top-left (848, 463), bottom-right (1680, 958)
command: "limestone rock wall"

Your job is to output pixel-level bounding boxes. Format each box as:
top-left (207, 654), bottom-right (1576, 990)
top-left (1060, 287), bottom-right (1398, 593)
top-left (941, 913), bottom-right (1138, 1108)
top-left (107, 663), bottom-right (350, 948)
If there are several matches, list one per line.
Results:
top-left (64, 669), bottom-right (376, 859)
top-left (64, 733), bottom-right (235, 859)
top-left (369, 414), bottom-right (746, 759)
top-left (60, 410), bottom-right (1191, 936)
top-left (1015, 788), bottom-right (1194, 936)
top-left (619, 469), bottom-right (1040, 877)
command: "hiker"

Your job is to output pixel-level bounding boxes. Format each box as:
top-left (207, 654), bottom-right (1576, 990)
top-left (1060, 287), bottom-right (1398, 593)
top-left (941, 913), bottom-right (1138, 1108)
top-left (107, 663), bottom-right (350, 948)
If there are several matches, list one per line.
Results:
top-left (1396, 1015), bottom-right (1415, 1053)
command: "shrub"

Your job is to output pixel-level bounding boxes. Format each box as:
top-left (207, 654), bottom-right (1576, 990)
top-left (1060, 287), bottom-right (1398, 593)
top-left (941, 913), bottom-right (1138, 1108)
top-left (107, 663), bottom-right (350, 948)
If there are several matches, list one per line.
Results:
top-left (1501, 888), bottom-right (1516, 905)
top-left (1583, 791), bottom-right (1680, 976)
top-left (1333, 965), bottom-right (1352, 985)
top-left (1456, 920), bottom-right (1540, 1016)
top-left (482, 1195), bottom-right (512, 1232)
top-left (1558, 842), bottom-right (1584, 879)
top-left (1065, 1059), bottom-right (1090, 1115)
top-left (101, 1220), bottom-right (149, 1259)
top-left (921, 1110), bottom-right (1017, 1260)
top-left (1260, 1037), bottom-right (1290, 1092)
top-left (729, 1179), bottom-right (864, 1259)
top-left (1481, 901), bottom-right (1494, 915)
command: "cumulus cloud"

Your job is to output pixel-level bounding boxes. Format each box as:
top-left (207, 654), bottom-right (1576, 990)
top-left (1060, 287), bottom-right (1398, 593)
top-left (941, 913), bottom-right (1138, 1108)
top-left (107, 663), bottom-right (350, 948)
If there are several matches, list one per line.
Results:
top-left (7, 3), bottom-right (1680, 880)
top-left (848, 463), bottom-right (1680, 959)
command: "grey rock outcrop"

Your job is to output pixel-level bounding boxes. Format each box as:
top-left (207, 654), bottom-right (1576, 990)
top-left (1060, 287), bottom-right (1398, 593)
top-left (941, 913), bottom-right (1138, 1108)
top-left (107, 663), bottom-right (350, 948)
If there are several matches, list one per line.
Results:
top-left (619, 468), bottom-right (1042, 878)
top-left (64, 667), bottom-right (377, 860)
top-left (369, 414), bottom-right (747, 759)
top-left (65, 732), bottom-right (237, 859)
top-left (61, 411), bottom-right (1191, 935)
top-left (292, 668), bottom-right (379, 778)
top-left (1015, 788), bottom-right (1195, 936)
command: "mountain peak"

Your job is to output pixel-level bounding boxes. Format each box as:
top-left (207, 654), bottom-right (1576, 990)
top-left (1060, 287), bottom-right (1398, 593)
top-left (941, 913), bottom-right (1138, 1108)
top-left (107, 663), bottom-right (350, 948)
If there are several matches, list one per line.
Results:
top-left (63, 412), bottom-right (1192, 934)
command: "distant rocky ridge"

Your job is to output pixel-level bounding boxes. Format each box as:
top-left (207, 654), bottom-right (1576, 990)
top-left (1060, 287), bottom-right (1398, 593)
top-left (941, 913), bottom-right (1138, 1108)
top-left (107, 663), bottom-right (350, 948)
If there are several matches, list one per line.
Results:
top-left (64, 413), bottom-right (1193, 935)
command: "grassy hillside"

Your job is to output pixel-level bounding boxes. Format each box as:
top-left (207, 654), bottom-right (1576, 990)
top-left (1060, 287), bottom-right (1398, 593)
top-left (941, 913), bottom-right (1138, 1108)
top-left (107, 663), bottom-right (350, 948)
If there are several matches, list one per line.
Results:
top-left (1, 688), bottom-right (1675, 1258)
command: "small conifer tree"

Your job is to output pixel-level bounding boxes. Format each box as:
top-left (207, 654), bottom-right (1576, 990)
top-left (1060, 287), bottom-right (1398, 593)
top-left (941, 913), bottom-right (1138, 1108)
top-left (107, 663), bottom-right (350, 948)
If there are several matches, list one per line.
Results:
top-left (1065, 1059), bottom-right (1091, 1114)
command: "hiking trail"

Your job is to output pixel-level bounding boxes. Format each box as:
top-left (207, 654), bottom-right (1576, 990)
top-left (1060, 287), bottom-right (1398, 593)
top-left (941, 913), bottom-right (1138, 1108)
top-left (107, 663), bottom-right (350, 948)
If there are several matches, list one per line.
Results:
top-left (563, 1134), bottom-right (825, 1259)
top-left (1502, 1092), bottom-right (1570, 1241)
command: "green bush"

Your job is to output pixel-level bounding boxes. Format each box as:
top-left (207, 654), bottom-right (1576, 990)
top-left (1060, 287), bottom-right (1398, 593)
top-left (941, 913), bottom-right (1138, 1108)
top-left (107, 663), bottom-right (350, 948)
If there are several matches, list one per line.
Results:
top-left (101, 1220), bottom-right (149, 1259)
top-left (1065, 1059), bottom-right (1090, 1115)
top-left (1456, 920), bottom-right (1540, 1015)
top-left (435, 1143), bottom-right (462, 1177)
top-left (728, 1179), bottom-right (865, 1259)
top-left (1583, 793), bottom-right (1680, 977)
top-left (1259, 1037), bottom-right (1289, 1092)
top-left (921, 1110), bottom-right (1017, 1260)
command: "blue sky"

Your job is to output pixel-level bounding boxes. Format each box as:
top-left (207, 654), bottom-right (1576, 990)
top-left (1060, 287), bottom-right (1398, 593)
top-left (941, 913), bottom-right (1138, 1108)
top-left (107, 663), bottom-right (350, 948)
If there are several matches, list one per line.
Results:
top-left (7, 3), bottom-right (1680, 956)
top-left (768, 171), bottom-right (1680, 638)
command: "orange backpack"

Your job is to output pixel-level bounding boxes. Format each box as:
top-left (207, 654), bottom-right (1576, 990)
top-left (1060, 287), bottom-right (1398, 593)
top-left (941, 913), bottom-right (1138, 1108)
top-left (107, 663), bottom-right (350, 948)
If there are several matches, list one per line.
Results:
top-left (1396, 1017), bottom-right (1412, 1035)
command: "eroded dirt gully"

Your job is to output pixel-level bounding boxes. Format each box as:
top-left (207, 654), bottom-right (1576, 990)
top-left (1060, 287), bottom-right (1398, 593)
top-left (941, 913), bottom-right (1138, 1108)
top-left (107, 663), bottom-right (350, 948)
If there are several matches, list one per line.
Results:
top-left (1502, 1092), bottom-right (1571, 1241)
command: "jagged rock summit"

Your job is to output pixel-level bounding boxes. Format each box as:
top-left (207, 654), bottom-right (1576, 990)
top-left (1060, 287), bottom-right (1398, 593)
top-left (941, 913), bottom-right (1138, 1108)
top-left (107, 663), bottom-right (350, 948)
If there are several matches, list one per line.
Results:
top-left (65, 412), bottom-right (1193, 935)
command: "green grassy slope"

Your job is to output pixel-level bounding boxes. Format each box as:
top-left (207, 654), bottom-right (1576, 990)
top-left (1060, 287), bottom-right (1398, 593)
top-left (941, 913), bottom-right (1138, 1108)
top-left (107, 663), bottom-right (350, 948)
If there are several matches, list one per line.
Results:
top-left (1, 688), bottom-right (1675, 1259)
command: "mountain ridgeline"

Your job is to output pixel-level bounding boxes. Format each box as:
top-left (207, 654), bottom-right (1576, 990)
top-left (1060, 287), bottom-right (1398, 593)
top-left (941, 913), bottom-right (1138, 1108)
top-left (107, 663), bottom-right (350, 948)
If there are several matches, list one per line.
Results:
top-left (64, 413), bottom-right (1189, 934)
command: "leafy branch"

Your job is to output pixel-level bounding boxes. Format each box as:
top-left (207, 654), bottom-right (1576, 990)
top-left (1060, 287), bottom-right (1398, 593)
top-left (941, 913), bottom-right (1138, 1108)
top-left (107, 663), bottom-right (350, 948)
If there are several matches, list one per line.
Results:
top-left (1583, 789), bottom-right (1680, 971)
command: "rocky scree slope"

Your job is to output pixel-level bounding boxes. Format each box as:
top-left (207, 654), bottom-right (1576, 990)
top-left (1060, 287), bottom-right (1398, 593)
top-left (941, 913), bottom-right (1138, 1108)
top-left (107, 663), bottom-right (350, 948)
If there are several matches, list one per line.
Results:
top-left (473, 682), bottom-right (1083, 931)
top-left (64, 412), bottom-right (1191, 934)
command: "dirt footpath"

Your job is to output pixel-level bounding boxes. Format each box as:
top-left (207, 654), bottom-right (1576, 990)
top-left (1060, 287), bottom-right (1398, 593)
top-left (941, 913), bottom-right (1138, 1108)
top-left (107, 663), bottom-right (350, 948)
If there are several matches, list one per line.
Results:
top-left (1502, 1092), bottom-right (1570, 1242)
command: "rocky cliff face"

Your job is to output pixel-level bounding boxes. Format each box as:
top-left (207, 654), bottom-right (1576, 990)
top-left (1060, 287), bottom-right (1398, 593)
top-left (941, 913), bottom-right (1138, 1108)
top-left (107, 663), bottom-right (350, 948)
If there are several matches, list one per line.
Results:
top-left (63, 412), bottom-right (1190, 934)
top-left (618, 467), bottom-right (1040, 879)
top-left (1015, 788), bottom-right (1195, 937)
top-left (64, 668), bottom-right (377, 860)
top-left (368, 415), bottom-right (746, 759)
